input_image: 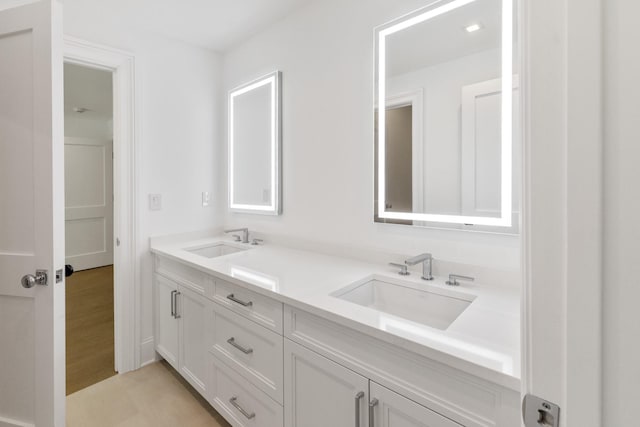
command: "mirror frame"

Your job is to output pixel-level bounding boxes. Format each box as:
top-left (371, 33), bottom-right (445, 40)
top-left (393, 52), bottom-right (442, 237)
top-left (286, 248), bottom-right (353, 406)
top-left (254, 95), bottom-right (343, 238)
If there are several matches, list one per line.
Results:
top-left (375, 0), bottom-right (514, 227)
top-left (228, 71), bottom-right (282, 215)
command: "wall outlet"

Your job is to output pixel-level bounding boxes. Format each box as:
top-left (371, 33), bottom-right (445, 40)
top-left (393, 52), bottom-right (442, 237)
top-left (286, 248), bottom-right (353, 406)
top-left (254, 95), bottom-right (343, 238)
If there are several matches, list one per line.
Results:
top-left (202, 191), bottom-right (211, 207)
top-left (149, 194), bottom-right (162, 211)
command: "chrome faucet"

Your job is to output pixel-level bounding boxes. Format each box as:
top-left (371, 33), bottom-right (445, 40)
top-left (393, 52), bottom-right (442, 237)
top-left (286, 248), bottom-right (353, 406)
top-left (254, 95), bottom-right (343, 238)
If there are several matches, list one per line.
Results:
top-left (404, 253), bottom-right (433, 281)
top-left (224, 227), bottom-right (249, 244)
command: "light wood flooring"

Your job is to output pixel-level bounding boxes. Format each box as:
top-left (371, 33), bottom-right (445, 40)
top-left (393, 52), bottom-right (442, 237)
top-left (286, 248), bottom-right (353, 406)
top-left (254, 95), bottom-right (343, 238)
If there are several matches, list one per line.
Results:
top-left (67, 361), bottom-right (231, 427)
top-left (66, 265), bottom-right (117, 395)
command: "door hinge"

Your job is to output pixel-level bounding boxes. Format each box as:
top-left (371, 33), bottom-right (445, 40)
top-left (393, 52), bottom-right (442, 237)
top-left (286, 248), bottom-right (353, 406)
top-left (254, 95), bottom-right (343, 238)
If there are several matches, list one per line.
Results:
top-left (523, 394), bottom-right (560, 427)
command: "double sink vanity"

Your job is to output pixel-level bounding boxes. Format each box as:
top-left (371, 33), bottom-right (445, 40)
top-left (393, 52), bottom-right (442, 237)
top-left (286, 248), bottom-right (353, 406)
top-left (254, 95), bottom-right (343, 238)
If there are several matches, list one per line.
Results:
top-left (151, 233), bottom-right (520, 427)
top-left (153, 1), bottom-right (522, 425)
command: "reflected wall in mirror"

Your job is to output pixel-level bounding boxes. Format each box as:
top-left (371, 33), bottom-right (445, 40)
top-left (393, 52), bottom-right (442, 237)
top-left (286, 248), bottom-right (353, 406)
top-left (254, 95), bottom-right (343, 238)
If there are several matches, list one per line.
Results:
top-left (374, 0), bottom-right (519, 231)
top-left (229, 71), bottom-right (282, 215)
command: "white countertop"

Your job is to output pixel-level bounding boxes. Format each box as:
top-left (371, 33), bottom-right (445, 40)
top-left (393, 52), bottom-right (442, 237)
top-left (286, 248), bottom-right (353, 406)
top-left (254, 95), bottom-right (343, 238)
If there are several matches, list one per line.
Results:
top-left (151, 236), bottom-right (521, 391)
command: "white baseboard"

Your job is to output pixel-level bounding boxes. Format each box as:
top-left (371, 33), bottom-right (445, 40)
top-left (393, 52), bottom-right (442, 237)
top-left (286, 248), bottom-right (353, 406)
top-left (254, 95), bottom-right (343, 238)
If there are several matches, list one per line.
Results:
top-left (140, 336), bottom-right (156, 367)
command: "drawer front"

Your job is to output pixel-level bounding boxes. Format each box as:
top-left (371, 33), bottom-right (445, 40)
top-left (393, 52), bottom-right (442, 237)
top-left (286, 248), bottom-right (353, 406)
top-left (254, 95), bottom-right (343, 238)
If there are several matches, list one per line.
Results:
top-left (211, 303), bottom-right (284, 404)
top-left (213, 278), bottom-right (283, 333)
top-left (284, 306), bottom-right (520, 427)
top-left (155, 255), bottom-right (212, 295)
top-left (208, 354), bottom-right (283, 427)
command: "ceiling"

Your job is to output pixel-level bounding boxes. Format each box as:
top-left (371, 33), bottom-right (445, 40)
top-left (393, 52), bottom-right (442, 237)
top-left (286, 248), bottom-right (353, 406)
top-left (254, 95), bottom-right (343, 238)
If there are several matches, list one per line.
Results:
top-left (64, 63), bottom-right (113, 117)
top-left (63, 0), bottom-right (314, 52)
top-left (386, 0), bottom-right (506, 76)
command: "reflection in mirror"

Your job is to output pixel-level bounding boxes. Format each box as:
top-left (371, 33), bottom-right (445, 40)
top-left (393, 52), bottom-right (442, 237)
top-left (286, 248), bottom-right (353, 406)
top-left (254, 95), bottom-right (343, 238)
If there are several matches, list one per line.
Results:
top-left (374, 0), bottom-right (519, 231)
top-left (229, 71), bottom-right (282, 215)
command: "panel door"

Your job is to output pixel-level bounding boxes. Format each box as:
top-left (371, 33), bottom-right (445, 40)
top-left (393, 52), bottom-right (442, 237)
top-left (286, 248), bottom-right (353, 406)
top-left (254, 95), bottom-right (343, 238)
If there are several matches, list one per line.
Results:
top-left (155, 274), bottom-right (179, 369)
top-left (284, 339), bottom-right (369, 427)
top-left (178, 284), bottom-right (207, 395)
top-left (369, 382), bottom-right (462, 427)
top-left (0, 1), bottom-right (64, 426)
top-left (64, 137), bottom-right (113, 271)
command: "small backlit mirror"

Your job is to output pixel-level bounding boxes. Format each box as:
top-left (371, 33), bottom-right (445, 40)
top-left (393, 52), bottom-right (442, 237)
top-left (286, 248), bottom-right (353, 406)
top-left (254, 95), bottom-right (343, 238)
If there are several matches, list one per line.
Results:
top-left (229, 71), bottom-right (282, 215)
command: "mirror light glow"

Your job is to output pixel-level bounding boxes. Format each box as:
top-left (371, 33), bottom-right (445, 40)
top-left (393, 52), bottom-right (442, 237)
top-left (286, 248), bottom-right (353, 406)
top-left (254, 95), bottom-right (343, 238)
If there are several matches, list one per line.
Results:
top-left (230, 266), bottom-right (279, 292)
top-left (229, 71), bottom-right (282, 214)
top-left (376, 0), bottom-right (514, 227)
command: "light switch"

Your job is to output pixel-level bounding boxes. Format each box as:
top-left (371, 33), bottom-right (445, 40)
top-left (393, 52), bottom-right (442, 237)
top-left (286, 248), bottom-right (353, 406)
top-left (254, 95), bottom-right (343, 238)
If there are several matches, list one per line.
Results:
top-left (202, 191), bottom-right (211, 207)
top-left (149, 194), bottom-right (162, 211)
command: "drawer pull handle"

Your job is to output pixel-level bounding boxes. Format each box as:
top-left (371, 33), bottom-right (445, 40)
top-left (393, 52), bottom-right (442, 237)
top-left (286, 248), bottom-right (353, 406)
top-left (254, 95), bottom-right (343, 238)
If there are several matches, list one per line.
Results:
top-left (355, 391), bottom-right (364, 427)
top-left (227, 293), bottom-right (253, 307)
top-left (227, 337), bottom-right (254, 354)
top-left (170, 290), bottom-right (176, 318)
top-left (230, 396), bottom-right (255, 420)
top-left (174, 291), bottom-right (181, 319)
top-left (369, 398), bottom-right (378, 427)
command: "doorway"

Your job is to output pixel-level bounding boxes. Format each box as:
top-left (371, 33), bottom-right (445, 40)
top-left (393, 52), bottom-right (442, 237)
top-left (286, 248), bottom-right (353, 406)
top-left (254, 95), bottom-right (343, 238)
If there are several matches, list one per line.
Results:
top-left (63, 63), bottom-right (117, 394)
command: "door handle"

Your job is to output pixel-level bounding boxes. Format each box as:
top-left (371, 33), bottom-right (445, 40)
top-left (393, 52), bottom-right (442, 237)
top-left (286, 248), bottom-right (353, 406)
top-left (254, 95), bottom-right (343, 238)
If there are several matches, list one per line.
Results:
top-left (369, 398), bottom-right (378, 427)
top-left (65, 264), bottom-right (74, 277)
top-left (174, 291), bottom-right (181, 319)
top-left (21, 270), bottom-right (48, 288)
top-left (355, 391), bottom-right (364, 427)
top-left (171, 290), bottom-right (176, 318)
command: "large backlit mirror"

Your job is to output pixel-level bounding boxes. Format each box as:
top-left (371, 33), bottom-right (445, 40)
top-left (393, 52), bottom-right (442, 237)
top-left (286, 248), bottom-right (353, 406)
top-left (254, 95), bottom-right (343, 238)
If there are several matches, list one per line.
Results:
top-left (229, 71), bottom-right (282, 215)
top-left (374, 0), bottom-right (519, 232)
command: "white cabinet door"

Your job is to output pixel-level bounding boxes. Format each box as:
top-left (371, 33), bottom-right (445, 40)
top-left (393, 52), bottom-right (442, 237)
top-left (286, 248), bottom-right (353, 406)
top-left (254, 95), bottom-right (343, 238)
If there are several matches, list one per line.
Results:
top-left (178, 285), bottom-right (208, 395)
top-left (369, 382), bottom-right (462, 427)
top-left (155, 274), bottom-right (179, 369)
top-left (0, 1), bottom-right (65, 426)
top-left (285, 339), bottom-right (369, 427)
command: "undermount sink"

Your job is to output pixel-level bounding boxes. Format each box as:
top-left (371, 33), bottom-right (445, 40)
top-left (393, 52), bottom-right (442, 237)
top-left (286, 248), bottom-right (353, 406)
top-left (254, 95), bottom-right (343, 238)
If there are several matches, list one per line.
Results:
top-left (184, 242), bottom-right (247, 258)
top-left (332, 277), bottom-right (475, 330)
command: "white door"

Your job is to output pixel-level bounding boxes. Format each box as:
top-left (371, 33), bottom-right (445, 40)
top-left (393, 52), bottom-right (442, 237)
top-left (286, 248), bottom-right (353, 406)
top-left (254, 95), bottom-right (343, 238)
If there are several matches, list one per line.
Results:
top-left (369, 382), bottom-right (461, 427)
top-left (64, 137), bottom-right (113, 271)
top-left (284, 340), bottom-right (369, 427)
top-left (0, 1), bottom-right (64, 426)
top-left (154, 274), bottom-right (179, 369)
top-left (178, 285), bottom-right (207, 395)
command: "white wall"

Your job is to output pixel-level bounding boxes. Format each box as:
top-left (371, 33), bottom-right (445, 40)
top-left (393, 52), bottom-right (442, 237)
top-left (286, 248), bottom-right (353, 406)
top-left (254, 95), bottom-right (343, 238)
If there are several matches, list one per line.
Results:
top-left (222, 0), bottom-right (520, 273)
top-left (603, 0), bottom-right (640, 424)
top-left (63, 16), bottom-right (224, 364)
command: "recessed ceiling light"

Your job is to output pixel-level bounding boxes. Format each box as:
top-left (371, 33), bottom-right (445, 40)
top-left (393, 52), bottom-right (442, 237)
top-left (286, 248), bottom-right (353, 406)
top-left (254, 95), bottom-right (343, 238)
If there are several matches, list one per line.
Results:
top-left (465, 23), bottom-right (482, 33)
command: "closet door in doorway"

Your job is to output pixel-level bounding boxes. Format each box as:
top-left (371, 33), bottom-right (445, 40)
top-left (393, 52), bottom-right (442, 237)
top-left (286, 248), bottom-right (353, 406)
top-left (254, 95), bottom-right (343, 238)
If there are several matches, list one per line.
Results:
top-left (65, 137), bottom-right (113, 271)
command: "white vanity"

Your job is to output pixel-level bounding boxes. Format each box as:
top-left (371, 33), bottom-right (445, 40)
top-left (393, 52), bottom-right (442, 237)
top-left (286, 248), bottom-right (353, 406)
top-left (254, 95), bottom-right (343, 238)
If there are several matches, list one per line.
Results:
top-left (151, 236), bottom-right (520, 427)
top-left (152, 1), bottom-right (522, 425)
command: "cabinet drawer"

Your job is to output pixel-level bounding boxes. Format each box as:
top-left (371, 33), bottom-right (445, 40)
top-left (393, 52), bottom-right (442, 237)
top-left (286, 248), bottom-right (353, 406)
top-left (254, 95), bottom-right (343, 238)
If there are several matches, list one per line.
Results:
top-left (212, 278), bottom-right (283, 333)
top-left (208, 354), bottom-right (283, 427)
top-left (210, 303), bottom-right (284, 404)
top-left (155, 255), bottom-right (212, 295)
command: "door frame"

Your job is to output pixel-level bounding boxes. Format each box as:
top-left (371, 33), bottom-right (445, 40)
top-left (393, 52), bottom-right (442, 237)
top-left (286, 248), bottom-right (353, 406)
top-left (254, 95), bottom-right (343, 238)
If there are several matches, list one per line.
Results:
top-left (64, 36), bottom-right (140, 374)
top-left (520, 0), bottom-right (603, 425)
top-left (385, 90), bottom-right (424, 214)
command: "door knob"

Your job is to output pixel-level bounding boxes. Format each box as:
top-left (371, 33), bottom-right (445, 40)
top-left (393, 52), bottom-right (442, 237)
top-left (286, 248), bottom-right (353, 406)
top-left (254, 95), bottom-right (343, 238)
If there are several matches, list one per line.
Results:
top-left (21, 270), bottom-right (48, 288)
top-left (65, 264), bottom-right (74, 277)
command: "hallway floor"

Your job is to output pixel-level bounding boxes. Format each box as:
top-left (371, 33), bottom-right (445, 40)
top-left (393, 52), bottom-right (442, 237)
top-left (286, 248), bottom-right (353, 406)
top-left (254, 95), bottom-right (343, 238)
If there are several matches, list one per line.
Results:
top-left (67, 361), bottom-right (231, 427)
top-left (66, 265), bottom-right (117, 394)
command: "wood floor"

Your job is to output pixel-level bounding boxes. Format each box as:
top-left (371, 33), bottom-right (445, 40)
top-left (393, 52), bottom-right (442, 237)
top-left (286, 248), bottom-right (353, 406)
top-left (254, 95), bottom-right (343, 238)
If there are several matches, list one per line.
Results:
top-left (67, 361), bottom-right (231, 427)
top-left (66, 265), bottom-right (117, 395)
